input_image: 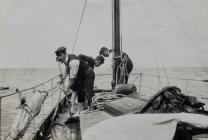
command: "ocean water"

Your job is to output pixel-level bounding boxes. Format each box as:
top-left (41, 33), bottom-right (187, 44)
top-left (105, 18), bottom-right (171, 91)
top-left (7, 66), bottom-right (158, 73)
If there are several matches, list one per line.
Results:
top-left (0, 67), bottom-right (208, 138)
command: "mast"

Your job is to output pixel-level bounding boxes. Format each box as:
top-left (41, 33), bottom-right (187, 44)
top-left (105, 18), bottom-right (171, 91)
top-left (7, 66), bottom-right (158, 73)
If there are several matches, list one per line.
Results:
top-left (112, 0), bottom-right (121, 89)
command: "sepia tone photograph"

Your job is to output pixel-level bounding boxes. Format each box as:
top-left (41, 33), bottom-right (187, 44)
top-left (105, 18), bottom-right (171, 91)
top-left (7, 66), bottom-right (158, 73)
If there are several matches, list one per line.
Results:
top-left (0, 0), bottom-right (208, 139)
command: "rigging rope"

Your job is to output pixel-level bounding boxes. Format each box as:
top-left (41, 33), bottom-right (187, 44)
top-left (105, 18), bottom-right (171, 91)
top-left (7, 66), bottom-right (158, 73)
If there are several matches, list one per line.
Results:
top-left (130, 73), bottom-right (141, 84)
top-left (139, 0), bottom-right (163, 88)
top-left (116, 55), bottom-right (129, 85)
top-left (145, 0), bottom-right (170, 86)
top-left (72, 0), bottom-right (88, 53)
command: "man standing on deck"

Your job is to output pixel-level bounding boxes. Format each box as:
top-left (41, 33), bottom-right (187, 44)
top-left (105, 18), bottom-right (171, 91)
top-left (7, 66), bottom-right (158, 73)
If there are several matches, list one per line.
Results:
top-left (55, 46), bottom-right (95, 117)
top-left (99, 47), bottom-right (133, 84)
top-left (77, 54), bottom-right (105, 107)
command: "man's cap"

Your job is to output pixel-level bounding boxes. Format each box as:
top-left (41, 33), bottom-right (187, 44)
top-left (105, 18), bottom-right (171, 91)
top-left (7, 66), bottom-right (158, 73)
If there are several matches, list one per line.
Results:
top-left (55, 46), bottom-right (66, 56)
top-left (99, 47), bottom-right (108, 55)
top-left (95, 55), bottom-right (105, 64)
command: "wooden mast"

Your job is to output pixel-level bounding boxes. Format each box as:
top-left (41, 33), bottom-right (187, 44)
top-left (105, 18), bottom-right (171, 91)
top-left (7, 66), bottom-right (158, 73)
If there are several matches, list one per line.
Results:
top-left (112, 0), bottom-right (121, 89)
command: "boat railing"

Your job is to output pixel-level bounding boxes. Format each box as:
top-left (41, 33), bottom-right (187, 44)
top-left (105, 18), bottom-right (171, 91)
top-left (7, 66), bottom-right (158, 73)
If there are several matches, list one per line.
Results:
top-left (0, 72), bottom-right (208, 139)
top-left (95, 72), bottom-right (208, 99)
top-left (128, 72), bottom-right (208, 101)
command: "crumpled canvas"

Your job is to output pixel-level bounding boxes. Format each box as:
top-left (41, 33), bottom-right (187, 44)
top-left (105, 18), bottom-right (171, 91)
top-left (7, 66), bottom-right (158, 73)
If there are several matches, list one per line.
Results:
top-left (83, 113), bottom-right (208, 140)
top-left (10, 91), bottom-right (48, 139)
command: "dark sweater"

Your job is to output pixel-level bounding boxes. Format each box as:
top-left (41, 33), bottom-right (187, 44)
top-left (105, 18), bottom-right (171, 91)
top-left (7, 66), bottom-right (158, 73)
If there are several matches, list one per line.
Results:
top-left (77, 54), bottom-right (96, 69)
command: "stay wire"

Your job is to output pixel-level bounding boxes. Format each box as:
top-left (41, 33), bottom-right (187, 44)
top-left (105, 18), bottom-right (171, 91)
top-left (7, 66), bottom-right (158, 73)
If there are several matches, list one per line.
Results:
top-left (146, 0), bottom-right (169, 86)
top-left (72, 0), bottom-right (88, 53)
top-left (139, 0), bottom-right (163, 87)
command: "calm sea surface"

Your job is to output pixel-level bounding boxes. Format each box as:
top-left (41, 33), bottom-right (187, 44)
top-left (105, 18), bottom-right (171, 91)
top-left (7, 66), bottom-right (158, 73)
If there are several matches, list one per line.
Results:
top-left (0, 67), bottom-right (208, 138)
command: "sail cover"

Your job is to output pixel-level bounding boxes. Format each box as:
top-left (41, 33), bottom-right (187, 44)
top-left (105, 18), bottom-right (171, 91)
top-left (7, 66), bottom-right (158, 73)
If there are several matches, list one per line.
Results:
top-left (83, 113), bottom-right (208, 140)
top-left (10, 91), bottom-right (48, 139)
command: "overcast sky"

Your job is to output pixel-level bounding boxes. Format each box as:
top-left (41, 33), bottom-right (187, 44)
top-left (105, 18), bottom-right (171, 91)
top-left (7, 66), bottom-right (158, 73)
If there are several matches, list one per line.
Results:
top-left (0, 0), bottom-right (208, 68)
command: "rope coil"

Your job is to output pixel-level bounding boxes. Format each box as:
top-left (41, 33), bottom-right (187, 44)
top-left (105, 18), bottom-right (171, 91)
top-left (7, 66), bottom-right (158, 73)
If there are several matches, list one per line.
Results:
top-left (85, 92), bottom-right (126, 112)
top-left (115, 55), bottom-right (129, 85)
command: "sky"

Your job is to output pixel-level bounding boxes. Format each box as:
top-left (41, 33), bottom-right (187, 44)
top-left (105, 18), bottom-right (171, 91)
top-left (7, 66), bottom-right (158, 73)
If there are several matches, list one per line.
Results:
top-left (0, 0), bottom-right (208, 68)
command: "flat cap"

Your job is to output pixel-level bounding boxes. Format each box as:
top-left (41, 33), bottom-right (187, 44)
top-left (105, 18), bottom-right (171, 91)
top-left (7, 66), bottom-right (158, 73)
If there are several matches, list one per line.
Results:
top-left (99, 46), bottom-right (108, 55)
top-left (55, 46), bottom-right (66, 56)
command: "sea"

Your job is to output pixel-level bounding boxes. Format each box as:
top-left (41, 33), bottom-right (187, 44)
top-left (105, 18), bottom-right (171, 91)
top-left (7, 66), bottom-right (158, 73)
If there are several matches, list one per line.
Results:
top-left (0, 67), bottom-right (208, 139)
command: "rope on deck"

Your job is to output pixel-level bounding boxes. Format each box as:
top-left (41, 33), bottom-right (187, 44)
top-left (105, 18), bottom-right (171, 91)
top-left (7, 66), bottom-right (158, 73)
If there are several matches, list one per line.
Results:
top-left (85, 92), bottom-right (126, 113)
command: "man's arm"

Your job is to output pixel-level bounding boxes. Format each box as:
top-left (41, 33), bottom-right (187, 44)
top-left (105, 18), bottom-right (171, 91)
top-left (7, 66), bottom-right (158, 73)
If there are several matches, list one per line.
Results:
top-left (63, 66), bottom-right (69, 80)
top-left (78, 54), bottom-right (94, 63)
top-left (66, 59), bottom-right (80, 90)
top-left (67, 78), bottom-right (75, 91)
top-left (78, 54), bottom-right (95, 68)
top-left (59, 66), bottom-right (69, 85)
top-left (60, 73), bottom-right (68, 84)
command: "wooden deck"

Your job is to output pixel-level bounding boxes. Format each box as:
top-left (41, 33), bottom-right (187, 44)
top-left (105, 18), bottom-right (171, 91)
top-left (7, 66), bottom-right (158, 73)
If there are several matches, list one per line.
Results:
top-left (80, 110), bottom-right (112, 134)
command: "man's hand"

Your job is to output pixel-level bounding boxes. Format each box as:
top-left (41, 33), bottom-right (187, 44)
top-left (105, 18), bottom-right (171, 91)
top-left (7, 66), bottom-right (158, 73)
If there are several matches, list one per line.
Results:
top-left (61, 87), bottom-right (72, 94)
top-left (58, 79), bottom-right (64, 85)
top-left (58, 74), bottom-right (66, 85)
top-left (63, 89), bottom-right (73, 98)
top-left (62, 89), bottom-right (68, 94)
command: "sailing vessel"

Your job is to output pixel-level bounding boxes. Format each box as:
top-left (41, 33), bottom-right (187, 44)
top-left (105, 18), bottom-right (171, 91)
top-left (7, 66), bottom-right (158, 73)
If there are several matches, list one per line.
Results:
top-left (29, 0), bottom-right (208, 140)
top-left (1, 0), bottom-right (208, 140)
